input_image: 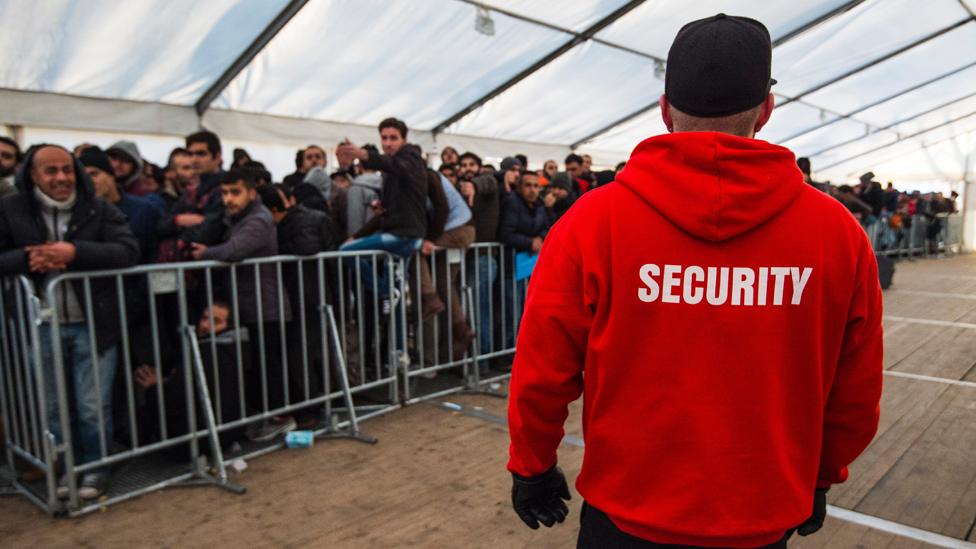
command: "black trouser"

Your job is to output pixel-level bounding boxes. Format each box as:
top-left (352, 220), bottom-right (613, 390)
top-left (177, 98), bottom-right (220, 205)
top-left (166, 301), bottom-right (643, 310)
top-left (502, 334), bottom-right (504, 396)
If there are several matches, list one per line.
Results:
top-left (577, 503), bottom-right (791, 549)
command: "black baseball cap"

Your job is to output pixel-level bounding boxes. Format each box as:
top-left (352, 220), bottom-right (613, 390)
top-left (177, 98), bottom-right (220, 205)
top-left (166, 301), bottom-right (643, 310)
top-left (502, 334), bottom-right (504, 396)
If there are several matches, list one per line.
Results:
top-left (665, 13), bottom-right (776, 118)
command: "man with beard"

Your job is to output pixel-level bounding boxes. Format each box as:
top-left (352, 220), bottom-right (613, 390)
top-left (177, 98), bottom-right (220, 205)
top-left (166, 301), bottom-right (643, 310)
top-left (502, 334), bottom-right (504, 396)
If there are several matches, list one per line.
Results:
top-left (457, 151), bottom-right (502, 364)
top-left (284, 145), bottom-right (328, 190)
top-left (0, 136), bottom-right (21, 197)
top-left (106, 141), bottom-right (162, 204)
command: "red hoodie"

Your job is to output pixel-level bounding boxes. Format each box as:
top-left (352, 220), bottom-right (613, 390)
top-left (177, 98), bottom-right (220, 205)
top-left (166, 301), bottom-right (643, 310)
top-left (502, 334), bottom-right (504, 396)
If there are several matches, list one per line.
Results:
top-left (508, 132), bottom-right (883, 548)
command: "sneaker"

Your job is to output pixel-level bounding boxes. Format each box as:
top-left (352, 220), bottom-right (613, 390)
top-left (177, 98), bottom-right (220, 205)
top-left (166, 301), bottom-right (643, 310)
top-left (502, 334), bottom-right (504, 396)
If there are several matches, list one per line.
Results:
top-left (247, 416), bottom-right (297, 443)
top-left (55, 474), bottom-right (69, 500)
top-left (78, 472), bottom-right (108, 500)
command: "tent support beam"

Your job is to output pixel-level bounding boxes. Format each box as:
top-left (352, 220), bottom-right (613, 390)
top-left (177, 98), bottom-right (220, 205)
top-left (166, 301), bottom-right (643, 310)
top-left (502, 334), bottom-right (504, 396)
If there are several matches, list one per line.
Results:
top-left (570, 103), bottom-right (660, 150)
top-left (807, 88), bottom-right (976, 158)
top-left (194, 0), bottom-right (310, 116)
top-left (570, 0), bottom-right (865, 149)
top-left (430, 0), bottom-right (646, 136)
top-left (959, 0), bottom-right (976, 17)
top-left (817, 109), bottom-right (976, 172)
top-left (778, 16), bottom-right (975, 108)
top-left (771, 0), bottom-right (867, 46)
top-left (780, 59), bottom-right (976, 144)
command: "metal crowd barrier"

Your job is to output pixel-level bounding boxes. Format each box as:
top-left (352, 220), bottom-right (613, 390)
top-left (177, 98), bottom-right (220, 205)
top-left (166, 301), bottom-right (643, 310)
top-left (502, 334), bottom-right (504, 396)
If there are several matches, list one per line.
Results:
top-left (0, 250), bottom-right (402, 516)
top-left (867, 213), bottom-right (962, 258)
top-left (0, 244), bottom-right (526, 516)
top-left (402, 243), bottom-right (526, 403)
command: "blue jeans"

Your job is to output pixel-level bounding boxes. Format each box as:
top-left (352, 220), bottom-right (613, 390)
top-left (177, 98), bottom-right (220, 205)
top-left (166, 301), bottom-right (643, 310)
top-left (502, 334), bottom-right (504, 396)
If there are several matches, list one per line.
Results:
top-left (503, 278), bottom-right (528, 350)
top-left (466, 255), bottom-right (498, 355)
top-left (340, 233), bottom-right (422, 297)
top-left (40, 324), bottom-right (118, 466)
top-left (340, 233), bottom-right (421, 354)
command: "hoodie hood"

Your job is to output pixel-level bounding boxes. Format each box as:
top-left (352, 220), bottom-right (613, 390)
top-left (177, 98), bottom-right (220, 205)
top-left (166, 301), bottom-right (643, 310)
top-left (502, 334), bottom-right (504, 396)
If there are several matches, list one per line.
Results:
top-left (615, 132), bottom-right (804, 242)
top-left (107, 140), bottom-right (144, 185)
top-left (303, 166), bottom-right (332, 198)
top-left (352, 171), bottom-right (382, 190)
top-left (15, 145), bottom-right (95, 211)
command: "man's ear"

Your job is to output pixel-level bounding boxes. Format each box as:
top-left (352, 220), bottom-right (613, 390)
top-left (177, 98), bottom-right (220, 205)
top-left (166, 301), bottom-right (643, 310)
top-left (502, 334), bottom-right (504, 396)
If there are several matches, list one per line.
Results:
top-left (660, 95), bottom-right (674, 132)
top-left (754, 93), bottom-right (775, 134)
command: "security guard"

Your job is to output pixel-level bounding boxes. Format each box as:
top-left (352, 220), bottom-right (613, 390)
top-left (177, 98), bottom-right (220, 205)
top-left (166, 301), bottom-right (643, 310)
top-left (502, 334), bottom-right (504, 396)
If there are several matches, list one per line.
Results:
top-left (507, 14), bottom-right (883, 548)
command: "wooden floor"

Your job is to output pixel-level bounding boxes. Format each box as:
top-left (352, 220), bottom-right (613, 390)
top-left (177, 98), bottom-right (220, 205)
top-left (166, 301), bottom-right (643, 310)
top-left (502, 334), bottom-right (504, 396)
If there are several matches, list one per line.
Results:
top-left (1, 254), bottom-right (975, 548)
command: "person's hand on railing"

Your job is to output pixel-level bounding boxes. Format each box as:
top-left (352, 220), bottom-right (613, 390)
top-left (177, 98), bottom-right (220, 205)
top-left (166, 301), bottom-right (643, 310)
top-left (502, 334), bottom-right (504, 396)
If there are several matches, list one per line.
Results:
top-left (134, 365), bottom-right (158, 389)
top-left (26, 242), bottom-right (75, 272)
top-left (531, 237), bottom-right (543, 254)
top-left (421, 240), bottom-right (436, 256)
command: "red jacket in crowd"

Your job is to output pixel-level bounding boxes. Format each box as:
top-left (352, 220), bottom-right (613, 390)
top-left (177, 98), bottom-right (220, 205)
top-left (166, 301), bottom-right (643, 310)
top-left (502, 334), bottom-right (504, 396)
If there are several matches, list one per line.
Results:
top-left (508, 132), bottom-right (883, 548)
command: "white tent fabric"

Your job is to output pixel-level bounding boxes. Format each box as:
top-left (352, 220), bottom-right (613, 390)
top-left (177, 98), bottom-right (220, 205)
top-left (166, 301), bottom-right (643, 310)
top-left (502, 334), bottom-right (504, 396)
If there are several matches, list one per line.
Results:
top-left (1, 0), bottom-right (974, 190)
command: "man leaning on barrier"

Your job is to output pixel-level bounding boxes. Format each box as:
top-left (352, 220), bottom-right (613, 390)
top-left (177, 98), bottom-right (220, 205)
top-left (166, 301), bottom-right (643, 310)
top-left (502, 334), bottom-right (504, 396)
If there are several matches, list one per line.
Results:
top-left (0, 144), bottom-right (139, 501)
top-left (507, 14), bottom-right (883, 548)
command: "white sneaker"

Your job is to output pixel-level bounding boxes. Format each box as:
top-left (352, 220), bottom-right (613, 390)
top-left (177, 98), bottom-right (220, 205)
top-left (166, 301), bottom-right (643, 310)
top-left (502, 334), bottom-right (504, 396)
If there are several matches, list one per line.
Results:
top-left (78, 472), bottom-right (108, 500)
top-left (55, 475), bottom-right (69, 499)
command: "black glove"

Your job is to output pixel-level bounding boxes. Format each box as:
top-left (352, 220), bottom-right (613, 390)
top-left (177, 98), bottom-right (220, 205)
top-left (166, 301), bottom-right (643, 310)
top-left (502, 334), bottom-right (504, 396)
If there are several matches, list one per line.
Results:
top-left (511, 465), bottom-right (571, 529)
top-left (797, 488), bottom-right (828, 536)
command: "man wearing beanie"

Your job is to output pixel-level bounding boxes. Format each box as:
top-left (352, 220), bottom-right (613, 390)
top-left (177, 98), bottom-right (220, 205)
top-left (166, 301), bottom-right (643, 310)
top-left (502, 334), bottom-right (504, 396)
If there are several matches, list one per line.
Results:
top-left (507, 14), bottom-right (882, 548)
top-left (80, 146), bottom-right (163, 264)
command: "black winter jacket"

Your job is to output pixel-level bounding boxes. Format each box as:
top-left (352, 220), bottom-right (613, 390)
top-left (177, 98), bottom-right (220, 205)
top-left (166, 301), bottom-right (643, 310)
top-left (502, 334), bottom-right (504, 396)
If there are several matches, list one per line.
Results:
top-left (498, 193), bottom-right (549, 252)
top-left (0, 147), bottom-right (140, 352)
top-left (355, 145), bottom-right (428, 240)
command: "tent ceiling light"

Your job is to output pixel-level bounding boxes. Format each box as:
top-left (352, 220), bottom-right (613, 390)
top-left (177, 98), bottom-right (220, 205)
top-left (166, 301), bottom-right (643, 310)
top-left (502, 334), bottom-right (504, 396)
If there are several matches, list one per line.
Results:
top-left (475, 7), bottom-right (495, 37)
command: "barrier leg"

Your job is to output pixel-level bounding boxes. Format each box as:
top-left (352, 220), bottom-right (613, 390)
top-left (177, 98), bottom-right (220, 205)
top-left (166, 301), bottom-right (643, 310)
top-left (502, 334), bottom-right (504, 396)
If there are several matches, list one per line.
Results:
top-left (460, 285), bottom-right (506, 399)
top-left (182, 327), bottom-right (246, 495)
top-left (314, 305), bottom-right (377, 445)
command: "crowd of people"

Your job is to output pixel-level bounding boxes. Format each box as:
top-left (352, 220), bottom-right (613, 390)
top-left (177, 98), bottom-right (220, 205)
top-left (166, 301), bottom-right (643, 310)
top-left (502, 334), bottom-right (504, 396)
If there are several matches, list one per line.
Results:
top-left (797, 157), bottom-right (959, 252)
top-left (0, 123), bottom-right (962, 503)
top-left (0, 120), bottom-right (620, 501)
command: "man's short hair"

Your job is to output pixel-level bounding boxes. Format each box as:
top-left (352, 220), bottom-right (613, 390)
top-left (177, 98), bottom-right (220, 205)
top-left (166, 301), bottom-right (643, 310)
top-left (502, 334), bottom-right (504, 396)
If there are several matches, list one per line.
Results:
top-left (241, 161), bottom-right (272, 186)
top-left (378, 117), bottom-right (408, 139)
top-left (515, 154), bottom-right (528, 169)
top-left (838, 185), bottom-right (854, 193)
top-left (438, 163), bottom-right (456, 173)
top-left (565, 153), bottom-right (583, 166)
top-left (186, 131), bottom-right (222, 156)
top-left (458, 151), bottom-right (482, 167)
top-left (520, 171), bottom-right (540, 184)
top-left (221, 168), bottom-right (256, 189)
top-left (330, 170), bottom-right (351, 181)
top-left (256, 184), bottom-right (289, 211)
top-left (796, 157), bottom-right (811, 175)
top-left (305, 144), bottom-right (326, 157)
top-left (168, 147), bottom-right (190, 166)
top-left (0, 136), bottom-right (22, 162)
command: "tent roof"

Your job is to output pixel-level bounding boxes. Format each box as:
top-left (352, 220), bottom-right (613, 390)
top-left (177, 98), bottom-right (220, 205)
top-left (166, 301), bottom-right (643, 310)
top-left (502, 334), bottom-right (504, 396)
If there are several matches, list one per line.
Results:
top-left (2, 0), bottom-right (975, 183)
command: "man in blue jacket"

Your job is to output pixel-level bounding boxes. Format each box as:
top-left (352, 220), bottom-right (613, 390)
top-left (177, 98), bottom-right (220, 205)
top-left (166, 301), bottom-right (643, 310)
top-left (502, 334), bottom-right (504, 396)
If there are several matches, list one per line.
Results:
top-left (79, 146), bottom-right (163, 264)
